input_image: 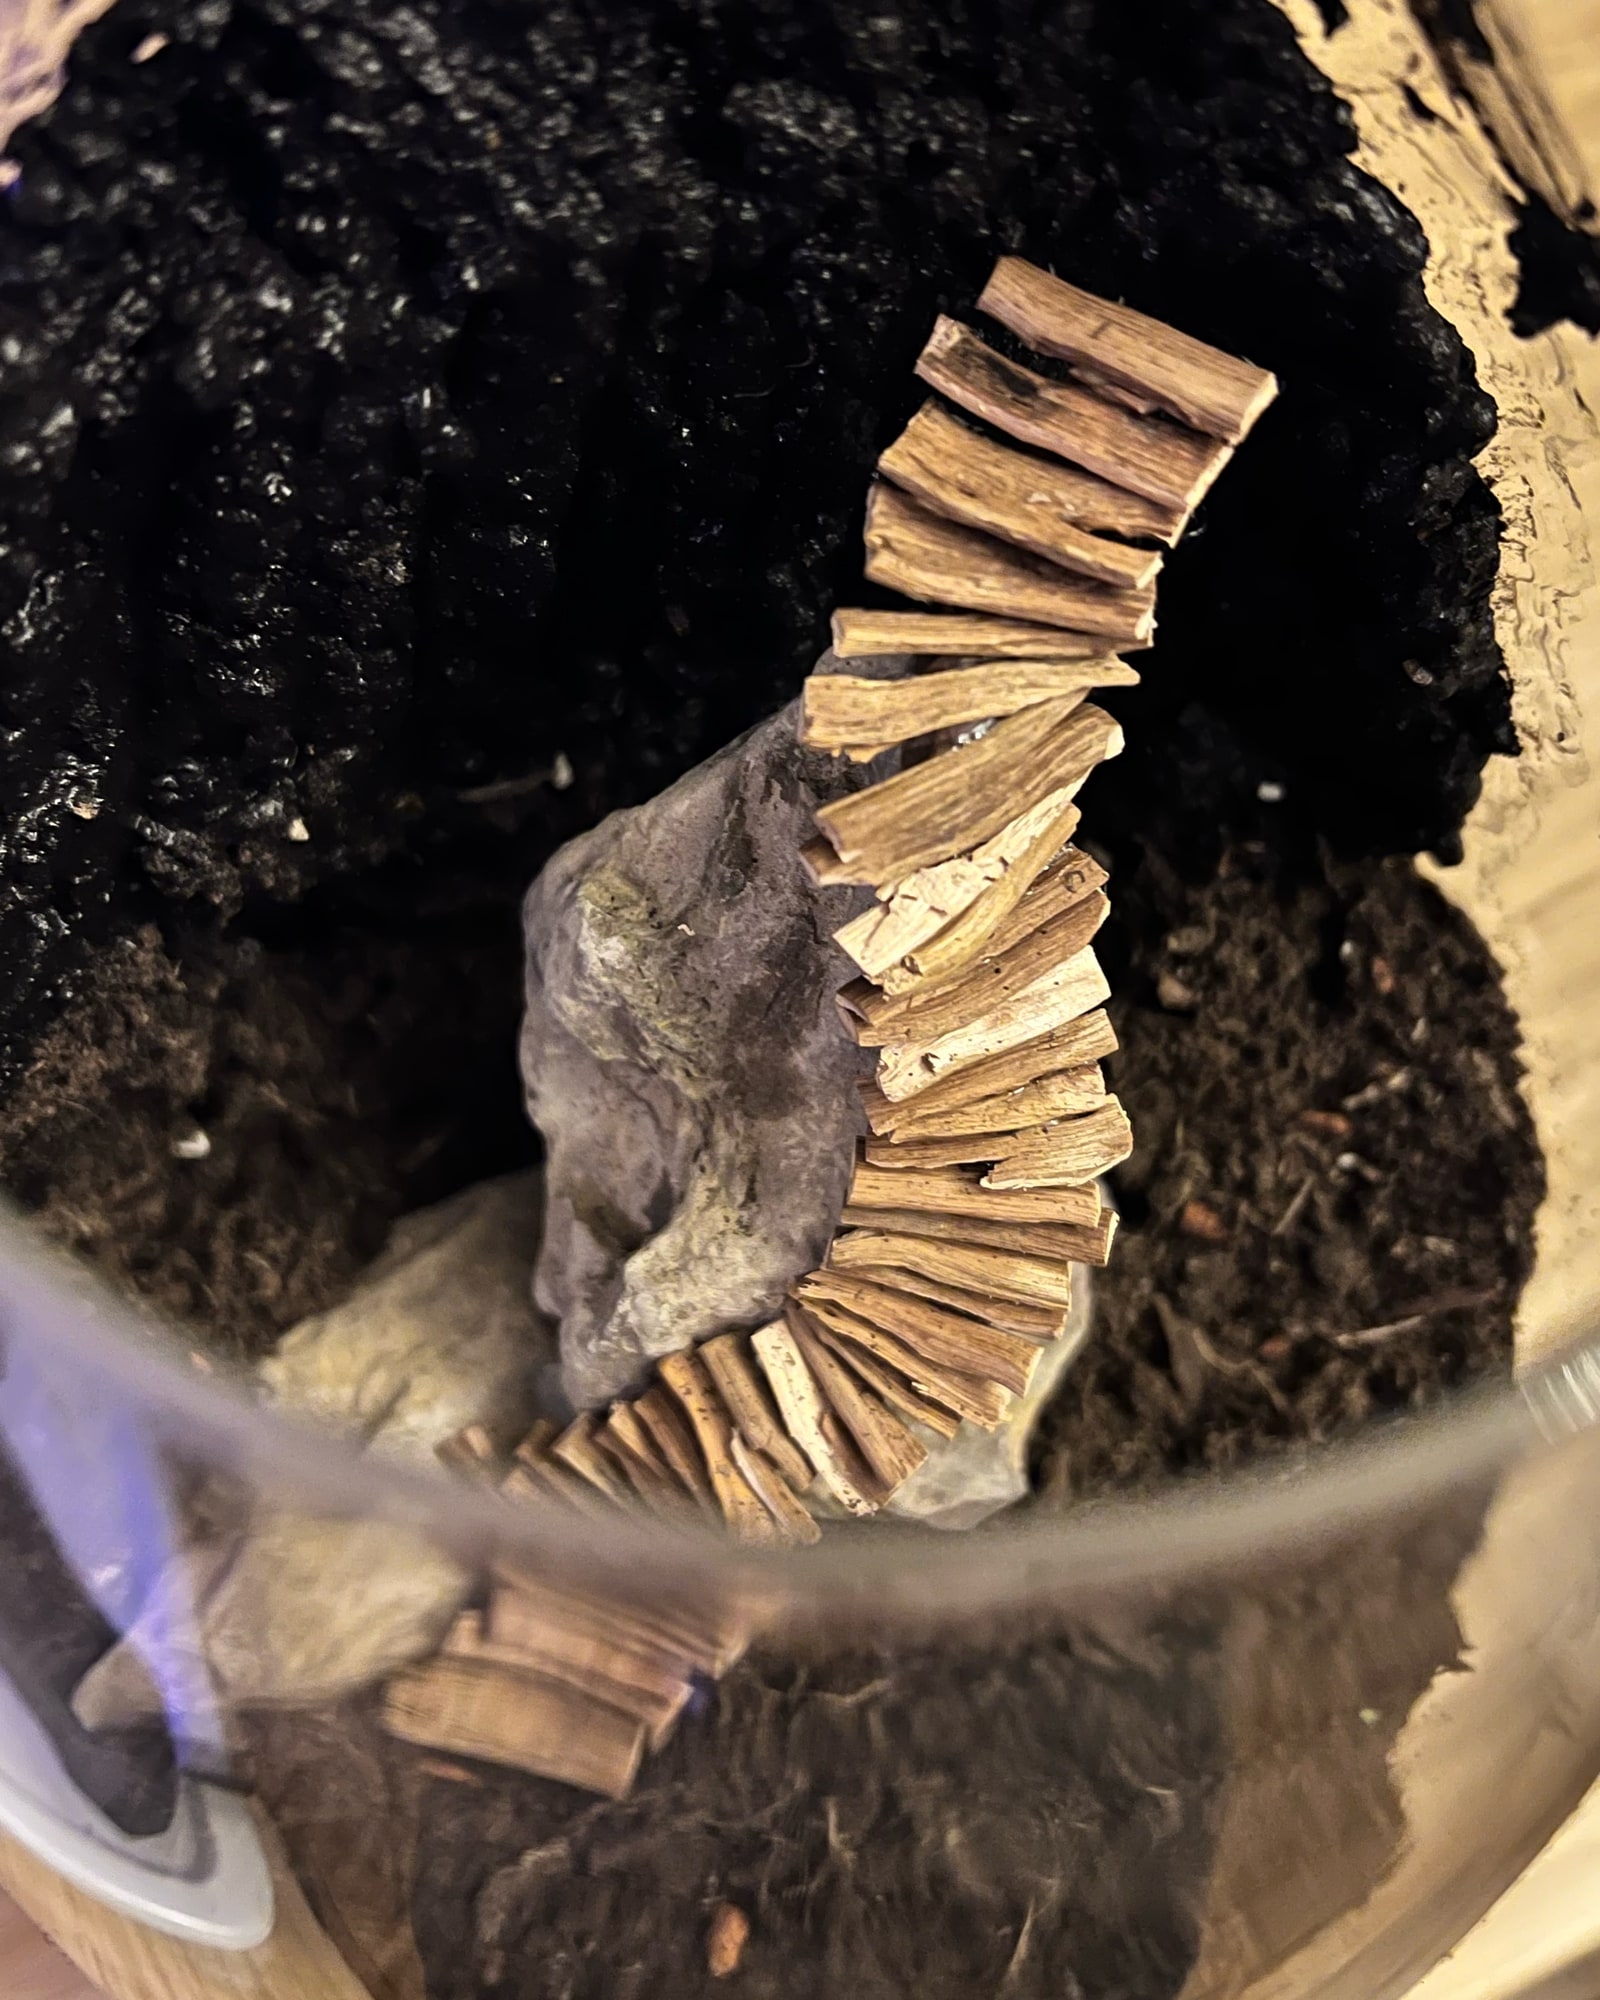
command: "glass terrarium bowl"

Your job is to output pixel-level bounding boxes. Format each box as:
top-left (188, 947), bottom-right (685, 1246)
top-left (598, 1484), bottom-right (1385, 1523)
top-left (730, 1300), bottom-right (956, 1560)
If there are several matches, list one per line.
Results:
top-left (3, 1176), bottom-right (1600, 2000)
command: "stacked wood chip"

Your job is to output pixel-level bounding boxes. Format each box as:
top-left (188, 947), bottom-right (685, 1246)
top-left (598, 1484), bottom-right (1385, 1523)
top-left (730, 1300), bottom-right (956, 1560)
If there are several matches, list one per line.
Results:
top-left (382, 258), bottom-right (1275, 1796)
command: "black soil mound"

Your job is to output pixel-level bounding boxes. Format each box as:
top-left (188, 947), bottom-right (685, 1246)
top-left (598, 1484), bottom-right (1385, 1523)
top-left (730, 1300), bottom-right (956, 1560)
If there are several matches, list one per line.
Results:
top-left (2, 0), bottom-right (1508, 1097)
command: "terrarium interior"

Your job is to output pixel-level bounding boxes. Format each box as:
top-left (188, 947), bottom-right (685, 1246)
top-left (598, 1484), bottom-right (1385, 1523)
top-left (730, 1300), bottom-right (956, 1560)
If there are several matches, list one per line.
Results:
top-left (0, 0), bottom-right (1540, 1456)
top-left (0, 2), bottom-right (1575, 1997)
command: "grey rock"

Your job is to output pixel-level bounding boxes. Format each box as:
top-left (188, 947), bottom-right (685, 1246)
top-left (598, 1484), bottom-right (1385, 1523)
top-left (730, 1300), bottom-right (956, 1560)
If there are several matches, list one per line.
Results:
top-left (887, 1269), bottom-right (1093, 1531)
top-left (521, 680), bottom-right (886, 1409)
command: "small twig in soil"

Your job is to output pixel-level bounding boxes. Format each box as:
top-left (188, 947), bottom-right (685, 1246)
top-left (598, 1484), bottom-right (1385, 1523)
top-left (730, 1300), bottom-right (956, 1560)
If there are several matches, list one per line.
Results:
top-left (1271, 1174), bottom-right (1317, 1236)
top-left (1324, 1285), bottom-right (1501, 1349)
top-left (1342, 1067), bottom-right (1411, 1111)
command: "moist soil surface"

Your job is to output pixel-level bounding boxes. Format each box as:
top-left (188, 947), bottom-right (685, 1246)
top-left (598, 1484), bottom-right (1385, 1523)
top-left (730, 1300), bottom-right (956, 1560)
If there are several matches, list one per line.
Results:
top-left (0, 833), bottom-right (1542, 2000)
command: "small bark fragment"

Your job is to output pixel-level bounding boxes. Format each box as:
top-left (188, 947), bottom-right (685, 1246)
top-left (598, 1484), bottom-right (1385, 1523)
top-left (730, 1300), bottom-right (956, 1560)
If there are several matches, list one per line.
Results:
top-left (875, 947), bottom-right (1112, 1101)
top-left (708, 1903), bottom-right (751, 1980)
top-left (829, 1230), bottom-right (1077, 1310)
top-left (383, 1656), bottom-right (645, 1799)
top-left (838, 1203), bottom-right (1117, 1267)
top-left (982, 1097), bottom-right (1135, 1189)
top-left (801, 655), bottom-right (1135, 754)
top-left (658, 1350), bottom-right (783, 1545)
top-left (700, 1332), bottom-right (816, 1494)
top-left (814, 698), bottom-right (1121, 889)
top-left (978, 256), bottom-right (1279, 445)
top-left (860, 1008), bottom-right (1117, 1124)
top-left (866, 484), bottom-right (1157, 642)
top-left (916, 317), bottom-right (1233, 515)
top-left (785, 1308), bottom-right (931, 1490)
top-left (751, 1321), bottom-right (883, 1517)
top-left (1178, 1198), bottom-right (1231, 1243)
top-left (833, 790), bottom-right (1082, 981)
top-left (796, 1271), bottom-right (1044, 1396)
top-left (831, 609), bottom-right (1108, 659)
top-left (880, 400), bottom-right (1171, 581)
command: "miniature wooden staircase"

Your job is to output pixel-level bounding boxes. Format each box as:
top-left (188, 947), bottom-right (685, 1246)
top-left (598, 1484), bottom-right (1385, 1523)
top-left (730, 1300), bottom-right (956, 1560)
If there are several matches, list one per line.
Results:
top-left (382, 257), bottom-right (1277, 1795)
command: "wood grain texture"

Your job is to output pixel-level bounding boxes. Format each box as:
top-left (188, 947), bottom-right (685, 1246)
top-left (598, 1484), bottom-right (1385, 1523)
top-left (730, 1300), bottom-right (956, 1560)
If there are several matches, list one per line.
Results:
top-left (978, 255), bottom-right (1279, 442)
top-left (879, 401), bottom-right (1172, 578)
top-left (801, 656), bottom-right (1135, 754)
top-left (917, 315), bottom-right (1233, 513)
top-left (831, 608), bottom-right (1110, 657)
top-left (865, 483), bottom-right (1158, 639)
top-left (0, 1811), bottom-right (373, 2000)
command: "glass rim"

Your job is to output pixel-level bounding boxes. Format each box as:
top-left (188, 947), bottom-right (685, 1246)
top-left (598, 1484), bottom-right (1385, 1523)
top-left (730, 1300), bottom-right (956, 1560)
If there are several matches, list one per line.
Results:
top-left (2, 1194), bottom-right (1588, 1623)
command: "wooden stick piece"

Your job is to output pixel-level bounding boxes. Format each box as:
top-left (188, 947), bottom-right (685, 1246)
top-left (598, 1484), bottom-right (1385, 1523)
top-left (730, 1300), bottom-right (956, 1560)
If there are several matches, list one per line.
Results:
top-left (846, 1160), bottom-right (1099, 1227)
top-left (982, 1097), bottom-right (1135, 1188)
top-left (436, 1424), bottom-right (501, 1477)
top-left (588, 1421), bottom-right (662, 1502)
top-left (751, 1321), bottom-right (885, 1516)
top-left (833, 789), bottom-right (1082, 981)
top-left (831, 609), bottom-right (1110, 659)
top-left (895, 801), bottom-right (1092, 991)
top-left (801, 656), bottom-right (1136, 755)
top-left (862, 1129), bottom-right (1024, 1171)
top-left (828, 1230), bottom-right (1076, 1311)
top-left (875, 946), bottom-right (1112, 1101)
top-left (792, 1298), bottom-right (1008, 1429)
top-left (605, 1401), bottom-right (679, 1491)
top-left (795, 1271), bottom-right (1042, 1398)
top-left (866, 484), bottom-right (1157, 642)
top-left (861, 1008), bottom-right (1118, 1123)
top-left (917, 316), bottom-right (1233, 516)
top-left (846, 839), bottom-right (1105, 1011)
top-left (808, 1322), bottom-right (962, 1439)
top-left (501, 1430), bottom-right (611, 1515)
top-left (838, 1203), bottom-right (1119, 1267)
top-left (445, 1608), bottom-right (691, 1749)
top-left (383, 1656), bottom-right (645, 1799)
top-left (828, 1257), bottom-right (1067, 1337)
top-left (870, 1062), bottom-right (1106, 1140)
top-left (881, 844), bottom-right (1108, 1001)
top-left (814, 697), bottom-right (1121, 888)
top-left (635, 1384), bottom-right (719, 1511)
top-left (978, 256), bottom-right (1278, 445)
top-left (785, 1306), bottom-right (930, 1491)
top-left (487, 1574), bottom-right (733, 1679)
top-left (700, 1332), bottom-right (816, 1494)
top-left (727, 1433), bottom-right (823, 1545)
top-left (550, 1414), bottom-right (633, 1504)
top-left (658, 1351), bottom-right (784, 1545)
top-left (880, 401), bottom-right (1169, 583)
top-left (853, 890), bottom-right (1109, 1047)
